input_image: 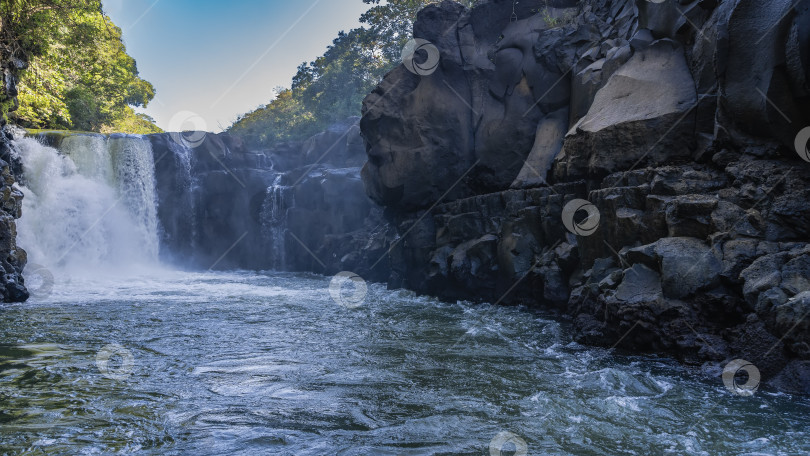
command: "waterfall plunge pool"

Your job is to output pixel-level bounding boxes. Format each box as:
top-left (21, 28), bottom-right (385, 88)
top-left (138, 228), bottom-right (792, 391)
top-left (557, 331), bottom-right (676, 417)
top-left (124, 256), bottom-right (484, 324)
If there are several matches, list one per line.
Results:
top-left (1, 271), bottom-right (809, 455)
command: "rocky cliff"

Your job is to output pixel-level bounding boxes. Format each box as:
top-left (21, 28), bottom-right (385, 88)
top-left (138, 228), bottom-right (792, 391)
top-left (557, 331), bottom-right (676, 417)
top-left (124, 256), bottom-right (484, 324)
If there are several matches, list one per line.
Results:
top-left (147, 117), bottom-right (387, 280)
top-left (0, 47), bottom-right (29, 302)
top-left (358, 0), bottom-right (810, 392)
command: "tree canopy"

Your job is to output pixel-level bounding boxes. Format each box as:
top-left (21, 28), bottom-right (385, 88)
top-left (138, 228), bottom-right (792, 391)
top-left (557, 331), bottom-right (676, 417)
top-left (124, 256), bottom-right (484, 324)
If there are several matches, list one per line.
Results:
top-left (228, 0), bottom-right (477, 147)
top-left (1, 0), bottom-right (161, 133)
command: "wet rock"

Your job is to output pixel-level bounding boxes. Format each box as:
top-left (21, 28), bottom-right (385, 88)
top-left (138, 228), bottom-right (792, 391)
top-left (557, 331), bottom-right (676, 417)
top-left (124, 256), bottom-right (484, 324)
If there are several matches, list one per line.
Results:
top-left (613, 264), bottom-right (663, 305)
top-left (624, 238), bottom-right (722, 299)
top-left (771, 360), bottom-right (810, 395)
top-left (726, 315), bottom-right (790, 381)
top-left (773, 291), bottom-right (810, 357)
top-left (0, 52), bottom-right (28, 302)
top-left (351, 0), bottom-right (810, 393)
top-left (665, 195), bottom-right (718, 238)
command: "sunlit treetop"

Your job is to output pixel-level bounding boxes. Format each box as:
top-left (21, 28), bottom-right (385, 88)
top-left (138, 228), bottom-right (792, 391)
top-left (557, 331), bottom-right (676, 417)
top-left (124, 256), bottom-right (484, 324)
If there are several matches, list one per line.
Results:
top-left (1, 0), bottom-right (161, 133)
top-left (228, 0), bottom-right (478, 147)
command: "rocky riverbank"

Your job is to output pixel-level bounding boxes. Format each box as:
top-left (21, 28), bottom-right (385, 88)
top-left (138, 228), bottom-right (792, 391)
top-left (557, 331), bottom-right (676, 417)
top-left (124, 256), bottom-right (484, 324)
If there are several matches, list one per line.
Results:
top-left (355, 0), bottom-right (810, 393)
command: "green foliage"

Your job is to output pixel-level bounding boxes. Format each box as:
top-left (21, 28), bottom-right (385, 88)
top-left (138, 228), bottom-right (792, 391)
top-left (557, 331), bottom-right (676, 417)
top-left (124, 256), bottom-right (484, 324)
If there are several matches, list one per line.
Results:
top-left (229, 87), bottom-right (317, 146)
top-left (541, 7), bottom-right (577, 28)
top-left (1, 0), bottom-right (161, 133)
top-left (101, 107), bottom-right (163, 135)
top-left (229, 0), bottom-right (477, 148)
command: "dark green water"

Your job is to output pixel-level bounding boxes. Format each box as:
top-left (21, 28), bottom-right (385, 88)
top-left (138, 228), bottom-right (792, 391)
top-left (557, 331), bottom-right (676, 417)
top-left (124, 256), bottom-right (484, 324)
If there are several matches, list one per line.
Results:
top-left (1, 271), bottom-right (808, 455)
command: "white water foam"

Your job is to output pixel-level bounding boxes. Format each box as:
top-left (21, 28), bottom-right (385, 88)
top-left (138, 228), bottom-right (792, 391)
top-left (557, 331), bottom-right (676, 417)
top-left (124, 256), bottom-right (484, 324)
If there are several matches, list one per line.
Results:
top-left (13, 135), bottom-right (161, 278)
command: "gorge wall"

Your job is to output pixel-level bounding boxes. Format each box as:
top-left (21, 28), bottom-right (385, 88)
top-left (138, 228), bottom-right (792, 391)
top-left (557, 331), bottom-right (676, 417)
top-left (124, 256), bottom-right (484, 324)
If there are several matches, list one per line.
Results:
top-left (357, 0), bottom-right (810, 393)
top-left (144, 118), bottom-right (385, 278)
top-left (0, 45), bottom-right (30, 302)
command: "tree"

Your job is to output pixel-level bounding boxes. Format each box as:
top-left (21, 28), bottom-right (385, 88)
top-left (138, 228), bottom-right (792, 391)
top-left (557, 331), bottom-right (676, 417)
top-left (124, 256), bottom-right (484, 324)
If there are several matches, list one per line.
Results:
top-left (229, 0), bottom-right (478, 148)
top-left (1, 0), bottom-right (161, 133)
top-left (359, 0), bottom-right (475, 62)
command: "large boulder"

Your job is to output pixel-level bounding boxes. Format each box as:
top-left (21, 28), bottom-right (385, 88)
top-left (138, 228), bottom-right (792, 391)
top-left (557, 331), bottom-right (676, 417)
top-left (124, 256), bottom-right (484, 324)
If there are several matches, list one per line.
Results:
top-left (361, 0), bottom-right (582, 212)
top-left (723, 0), bottom-right (810, 148)
top-left (361, 2), bottom-right (475, 212)
top-left (625, 237), bottom-right (723, 299)
top-left (554, 39), bottom-right (697, 181)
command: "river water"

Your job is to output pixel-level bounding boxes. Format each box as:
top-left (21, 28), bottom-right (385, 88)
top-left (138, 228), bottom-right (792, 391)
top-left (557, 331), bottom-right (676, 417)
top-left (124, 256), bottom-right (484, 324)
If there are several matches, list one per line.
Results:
top-left (1, 270), bottom-right (809, 455)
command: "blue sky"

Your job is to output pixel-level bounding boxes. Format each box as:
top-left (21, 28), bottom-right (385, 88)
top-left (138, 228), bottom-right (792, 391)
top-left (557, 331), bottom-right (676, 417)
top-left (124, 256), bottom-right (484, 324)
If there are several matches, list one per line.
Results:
top-left (103, 0), bottom-right (371, 132)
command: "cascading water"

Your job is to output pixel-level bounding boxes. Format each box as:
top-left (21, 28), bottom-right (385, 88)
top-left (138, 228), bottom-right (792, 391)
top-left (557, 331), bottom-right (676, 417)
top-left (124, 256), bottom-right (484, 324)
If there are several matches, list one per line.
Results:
top-left (160, 138), bottom-right (199, 260)
top-left (260, 173), bottom-right (293, 269)
top-left (14, 134), bottom-right (160, 276)
top-left (59, 134), bottom-right (115, 185)
top-left (109, 135), bottom-right (160, 260)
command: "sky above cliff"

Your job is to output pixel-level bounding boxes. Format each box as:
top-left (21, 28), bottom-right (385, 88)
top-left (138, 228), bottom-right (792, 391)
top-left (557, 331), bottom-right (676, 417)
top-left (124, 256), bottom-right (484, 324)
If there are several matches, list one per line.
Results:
top-left (102, 0), bottom-right (370, 132)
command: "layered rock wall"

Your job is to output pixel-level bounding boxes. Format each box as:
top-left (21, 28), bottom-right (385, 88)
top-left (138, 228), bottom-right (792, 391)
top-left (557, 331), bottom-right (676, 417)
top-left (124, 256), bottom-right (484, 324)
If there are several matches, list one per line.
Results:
top-left (0, 46), bottom-right (28, 302)
top-left (148, 118), bottom-right (387, 278)
top-left (359, 0), bottom-right (810, 392)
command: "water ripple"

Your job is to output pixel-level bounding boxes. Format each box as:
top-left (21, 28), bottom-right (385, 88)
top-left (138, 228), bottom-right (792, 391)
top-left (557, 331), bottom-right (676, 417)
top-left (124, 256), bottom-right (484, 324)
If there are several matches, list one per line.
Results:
top-left (1, 271), bottom-right (808, 455)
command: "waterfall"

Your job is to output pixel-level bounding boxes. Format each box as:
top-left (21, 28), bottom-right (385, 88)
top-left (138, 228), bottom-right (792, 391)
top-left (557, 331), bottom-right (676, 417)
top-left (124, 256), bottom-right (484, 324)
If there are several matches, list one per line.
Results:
top-left (260, 173), bottom-right (293, 269)
top-left (109, 135), bottom-right (160, 260)
top-left (149, 136), bottom-right (200, 265)
top-left (59, 134), bottom-right (115, 185)
top-left (14, 134), bottom-right (160, 276)
top-left (166, 139), bottom-right (198, 256)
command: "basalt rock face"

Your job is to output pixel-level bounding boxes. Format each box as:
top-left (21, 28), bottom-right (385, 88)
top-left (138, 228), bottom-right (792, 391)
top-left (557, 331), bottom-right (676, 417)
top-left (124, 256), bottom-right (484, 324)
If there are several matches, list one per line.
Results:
top-left (150, 117), bottom-right (387, 277)
top-left (0, 127), bottom-right (28, 302)
top-left (149, 131), bottom-right (278, 269)
top-left (282, 166), bottom-right (389, 282)
top-left (360, 0), bottom-right (810, 392)
top-left (0, 51), bottom-right (29, 302)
